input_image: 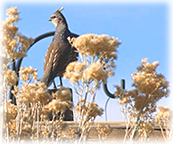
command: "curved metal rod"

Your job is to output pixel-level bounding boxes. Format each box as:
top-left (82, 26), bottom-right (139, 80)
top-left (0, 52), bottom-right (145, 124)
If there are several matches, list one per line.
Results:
top-left (103, 79), bottom-right (125, 99)
top-left (103, 83), bottom-right (117, 99)
top-left (16, 31), bottom-right (55, 78)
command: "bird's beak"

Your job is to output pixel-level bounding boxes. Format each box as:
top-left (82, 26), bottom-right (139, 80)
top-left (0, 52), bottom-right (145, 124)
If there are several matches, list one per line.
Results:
top-left (49, 18), bottom-right (52, 21)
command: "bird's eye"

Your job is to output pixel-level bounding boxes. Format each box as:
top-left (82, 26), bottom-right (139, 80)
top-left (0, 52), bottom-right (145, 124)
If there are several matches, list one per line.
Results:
top-left (52, 16), bottom-right (56, 19)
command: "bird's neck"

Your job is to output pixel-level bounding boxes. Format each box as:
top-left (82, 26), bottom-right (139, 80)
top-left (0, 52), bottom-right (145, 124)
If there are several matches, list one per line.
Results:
top-left (54, 22), bottom-right (69, 41)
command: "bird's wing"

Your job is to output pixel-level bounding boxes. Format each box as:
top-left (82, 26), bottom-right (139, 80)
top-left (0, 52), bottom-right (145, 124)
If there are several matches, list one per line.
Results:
top-left (44, 41), bottom-right (71, 76)
top-left (64, 46), bottom-right (78, 68)
top-left (44, 42), bottom-right (65, 73)
top-left (44, 42), bottom-right (54, 74)
top-left (42, 41), bottom-right (65, 86)
top-left (52, 42), bottom-right (78, 77)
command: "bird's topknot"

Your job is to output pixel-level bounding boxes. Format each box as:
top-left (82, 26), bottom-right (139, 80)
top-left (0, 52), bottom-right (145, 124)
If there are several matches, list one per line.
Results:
top-left (56, 7), bottom-right (64, 13)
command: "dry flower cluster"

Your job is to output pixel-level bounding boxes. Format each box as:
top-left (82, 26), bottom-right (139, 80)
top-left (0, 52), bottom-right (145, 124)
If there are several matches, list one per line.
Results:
top-left (1, 7), bottom-right (33, 61)
top-left (19, 66), bottom-right (39, 82)
top-left (65, 60), bottom-right (109, 84)
top-left (4, 69), bottom-right (18, 86)
top-left (68, 34), bottom-right (119, 60)
top-left (96, 124), bottom-right (112, 140)
top-left (76, 102), bottom-right (103, 122)
top-left (115, 58), bottom-right (170, 142)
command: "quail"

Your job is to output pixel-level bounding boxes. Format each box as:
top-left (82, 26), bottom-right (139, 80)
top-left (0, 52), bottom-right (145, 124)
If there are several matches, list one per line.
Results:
top-left (41, 7), bottom-right (78, 87)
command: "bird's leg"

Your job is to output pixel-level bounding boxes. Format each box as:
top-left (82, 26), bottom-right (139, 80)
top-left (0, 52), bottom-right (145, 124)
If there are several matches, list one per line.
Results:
top-left (53, 80), bottom-right (57, 89)
top-left (59, 77), bottom-right (63, 87)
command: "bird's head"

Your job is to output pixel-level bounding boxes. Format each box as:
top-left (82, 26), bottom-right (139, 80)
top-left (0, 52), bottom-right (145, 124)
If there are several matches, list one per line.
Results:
top-left (49, 7), bottom-right (67, 27)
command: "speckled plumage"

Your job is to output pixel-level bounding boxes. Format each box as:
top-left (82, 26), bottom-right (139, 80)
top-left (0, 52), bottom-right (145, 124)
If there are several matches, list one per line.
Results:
top-left (41, 8), bottom-right (78, 87)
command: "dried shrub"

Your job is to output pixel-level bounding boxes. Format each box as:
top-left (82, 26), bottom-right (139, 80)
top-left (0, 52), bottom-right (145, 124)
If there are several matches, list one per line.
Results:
top-left (116, 58), bottom-right (170, 142)
top-left (66, 33), bottom-right (120, 142)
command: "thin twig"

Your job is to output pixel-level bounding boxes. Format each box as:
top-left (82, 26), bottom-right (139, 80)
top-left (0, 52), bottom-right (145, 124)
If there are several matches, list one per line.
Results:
top-left (159, 123), bottom-right (167, 142)
top-left (3, 84), bottom-right (10, 142)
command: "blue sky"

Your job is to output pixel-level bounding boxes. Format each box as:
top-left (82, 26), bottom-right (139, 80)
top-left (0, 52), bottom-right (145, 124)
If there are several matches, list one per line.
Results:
top-left (3, 2), bottom-right (170, 121)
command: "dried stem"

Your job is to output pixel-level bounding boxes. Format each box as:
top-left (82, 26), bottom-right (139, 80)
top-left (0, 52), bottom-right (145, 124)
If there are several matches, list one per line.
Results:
top-left (3, 85), bottom-right (10, 142)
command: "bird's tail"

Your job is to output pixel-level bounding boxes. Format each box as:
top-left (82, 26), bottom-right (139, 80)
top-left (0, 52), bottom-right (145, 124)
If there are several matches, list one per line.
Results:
top-left (41, 75), bottom-right (52, 87)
